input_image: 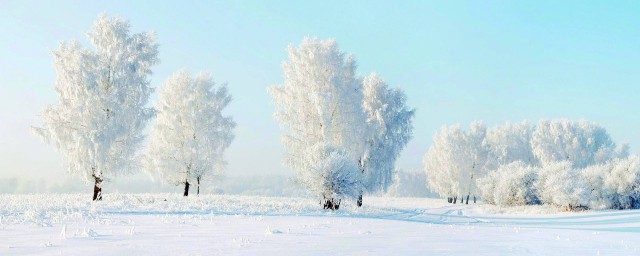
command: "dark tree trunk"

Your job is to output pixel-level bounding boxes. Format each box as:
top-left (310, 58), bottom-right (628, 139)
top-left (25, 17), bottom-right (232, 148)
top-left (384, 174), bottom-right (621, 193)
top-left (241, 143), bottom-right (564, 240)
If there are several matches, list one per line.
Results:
top-left (447, 197), bottom-right (452, 203)
top-left (92, 176), bottom-right (103, 201)
top-left (453, 196), bottom-right (457, 204)
top-left (466, 195), bottom-right (470, 205)
top-left (356, 157), bottom-right (364, 208)
top-left (183, 181), bottom-right (190, 197)
top-left (197, 176), bottom-right (200, 196)
top-left (323, 198), bottom-right (341, 210)
top-left (474, 196), bottom-right (477, 204)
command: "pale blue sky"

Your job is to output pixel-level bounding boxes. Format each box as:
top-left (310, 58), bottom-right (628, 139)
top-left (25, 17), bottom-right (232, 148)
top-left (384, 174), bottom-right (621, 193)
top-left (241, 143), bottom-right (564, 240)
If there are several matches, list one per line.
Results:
top-left (1, 1), bottom-right (639, 190)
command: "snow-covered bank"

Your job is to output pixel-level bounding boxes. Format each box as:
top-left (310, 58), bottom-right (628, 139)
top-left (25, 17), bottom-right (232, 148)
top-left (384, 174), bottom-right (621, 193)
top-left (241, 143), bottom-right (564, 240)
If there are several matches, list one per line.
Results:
top-left (1, 194), bottom-right (639, 255)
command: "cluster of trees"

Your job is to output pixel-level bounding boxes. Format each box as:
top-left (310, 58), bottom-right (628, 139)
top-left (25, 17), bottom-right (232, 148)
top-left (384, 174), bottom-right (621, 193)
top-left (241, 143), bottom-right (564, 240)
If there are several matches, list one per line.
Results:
top-left (34, 15), bottom-right (235, 200)
top-left (424, 119), bottom-right (635, 210)
top-left (34, 16), bottom-right (414, 209)
top-left (269, 38), bottom-right (414, 210)
top-left (34, 15), bottom-right (636, 212)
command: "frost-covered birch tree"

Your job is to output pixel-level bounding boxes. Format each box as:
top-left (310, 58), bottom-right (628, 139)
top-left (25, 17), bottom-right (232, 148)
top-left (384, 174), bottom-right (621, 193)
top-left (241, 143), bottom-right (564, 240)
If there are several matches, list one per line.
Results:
top-left (269, 38), bottom-right (367, 210)
top-left (148, 70), bottom-right (235, 196)
top-left (33, 14), bottom-right (158, 200)
top-left (465, 122), bottom-right (489, 203)
top-left (362, 73), bottom-right (414, 194)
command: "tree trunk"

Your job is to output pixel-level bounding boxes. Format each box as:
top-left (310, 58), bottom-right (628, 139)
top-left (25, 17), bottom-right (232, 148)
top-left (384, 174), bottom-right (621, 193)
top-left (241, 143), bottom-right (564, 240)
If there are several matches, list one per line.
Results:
top-left (357, 195), bottom-right (363, 207)
top-left (323, 198), bottom-right (340, 210)
top-left (183, 181), bottom-right (190, 197)
top-left (197, 176), bottom-right (200, 196)
top-left (447, 197), bottom-right (452, 203)
top-left (466, 195), bottom-right (470, 205)
top-left (453, 196), bottom-right (457, 204)
top-left (474, 196), bottom-right (477, 204)
top-left (92, 176), bottom-right (102, 201)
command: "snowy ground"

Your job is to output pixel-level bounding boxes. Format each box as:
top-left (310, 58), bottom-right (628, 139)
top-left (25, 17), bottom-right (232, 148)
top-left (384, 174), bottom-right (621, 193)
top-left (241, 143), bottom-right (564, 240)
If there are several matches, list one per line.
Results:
top-left (1, 194), bottom-right (639, 255)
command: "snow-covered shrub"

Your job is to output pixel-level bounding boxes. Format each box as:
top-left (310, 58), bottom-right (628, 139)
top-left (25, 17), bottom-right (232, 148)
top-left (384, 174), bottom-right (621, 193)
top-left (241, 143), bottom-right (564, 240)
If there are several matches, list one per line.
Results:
top-left (481, 156), bottom-right (640, 210)
top-left (478, 162), bottom-right (539, 206)
top-left (603, 156), bottom-right (640, 209)
top-left (477, 171), bottom-right (499, 205)
top-left (582, 162), bottom-right (612, 209)
top-left (585, 156), bottom-right (640, 209)
top-left (297, 143), bottom-right (363, 204)
top-left (535, 161), bottom-right (589, 209)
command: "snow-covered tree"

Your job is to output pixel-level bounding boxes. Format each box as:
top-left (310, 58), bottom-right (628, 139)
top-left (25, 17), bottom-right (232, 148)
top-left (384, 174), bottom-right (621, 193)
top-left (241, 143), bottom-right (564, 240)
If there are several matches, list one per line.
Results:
top-left (148, 70), bottom-right (235, 196)
top-left (33, 14), bottom-right (158, 200)
top-left (423, 122), bottom-right (488, 204)
top-left (361, 73), bottom-right (414, 193)
top-left (269, 38), bottom-right (367, 209)
top-left (423, 126), bottom-right (463, 201)
top-left (464, 122), bottom-right (489, 203)
top-left (484, 121), bottom-right (537, 171)
top-left (531, 119), bottom-right (628, 168)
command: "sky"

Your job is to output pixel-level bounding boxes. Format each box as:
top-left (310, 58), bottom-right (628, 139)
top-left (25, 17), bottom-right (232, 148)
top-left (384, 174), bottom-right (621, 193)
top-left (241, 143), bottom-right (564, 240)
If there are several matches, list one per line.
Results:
top-left (1, 1), bottom-right (639, 193)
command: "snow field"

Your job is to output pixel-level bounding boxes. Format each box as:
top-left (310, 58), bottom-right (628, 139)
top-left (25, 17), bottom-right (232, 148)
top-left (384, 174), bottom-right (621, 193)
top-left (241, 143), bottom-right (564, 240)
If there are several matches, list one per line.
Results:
top-left (1, 194), bottom-right (639, 255)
